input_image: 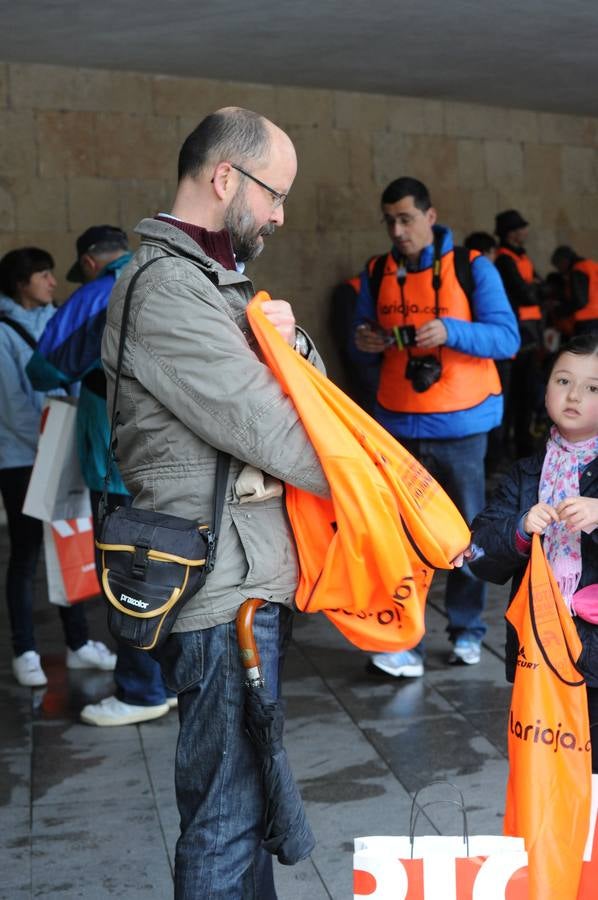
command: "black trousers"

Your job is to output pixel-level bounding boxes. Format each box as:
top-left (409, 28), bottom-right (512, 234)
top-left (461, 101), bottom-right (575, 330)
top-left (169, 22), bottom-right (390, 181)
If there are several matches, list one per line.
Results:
top-left (0, 466), bottom-right (88, 656)
top-left (505, 346), bottom-right (540, 457)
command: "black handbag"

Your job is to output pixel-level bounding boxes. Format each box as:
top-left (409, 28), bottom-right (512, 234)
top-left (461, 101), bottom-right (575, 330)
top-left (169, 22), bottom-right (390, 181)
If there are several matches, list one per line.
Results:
top-left (96, 257), bottom-right (230, 651)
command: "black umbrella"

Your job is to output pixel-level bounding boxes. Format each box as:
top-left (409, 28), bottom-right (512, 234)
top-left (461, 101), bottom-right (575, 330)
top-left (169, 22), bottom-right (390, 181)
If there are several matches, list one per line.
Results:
top-left (236, 599), bottom-right (315, 865)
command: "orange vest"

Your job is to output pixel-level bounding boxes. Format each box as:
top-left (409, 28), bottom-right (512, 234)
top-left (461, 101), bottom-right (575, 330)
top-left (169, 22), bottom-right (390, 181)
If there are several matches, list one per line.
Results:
top-left (371, 251), bottom-right (500, 414)
top-left (496, 246), bottom-right (541, 322)
top-left (572, 259), bottom-right (598, 322)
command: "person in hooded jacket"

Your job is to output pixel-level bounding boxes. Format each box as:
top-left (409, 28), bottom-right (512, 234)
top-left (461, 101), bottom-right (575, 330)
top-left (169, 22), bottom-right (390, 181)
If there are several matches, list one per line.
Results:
top-left (351, 177), bottom-right (520, 676)
top-left (26, 226), bottom-right (175, 727)
top-left (0, 247), bottom-right (115, 688)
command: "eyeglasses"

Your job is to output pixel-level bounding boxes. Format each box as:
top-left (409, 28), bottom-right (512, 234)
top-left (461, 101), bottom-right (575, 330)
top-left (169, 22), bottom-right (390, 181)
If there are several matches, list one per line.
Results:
top-left (231, 164), bottom-right (288, 210)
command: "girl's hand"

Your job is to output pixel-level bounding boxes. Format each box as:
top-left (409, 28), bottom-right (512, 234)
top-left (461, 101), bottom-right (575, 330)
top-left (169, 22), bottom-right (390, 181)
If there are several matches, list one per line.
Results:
top-left (556, 496), bottom-right (598, 533)
top-left (524, 502), bottom-right (560, 534)
top-left (451, 545), bottom-right (473, 568)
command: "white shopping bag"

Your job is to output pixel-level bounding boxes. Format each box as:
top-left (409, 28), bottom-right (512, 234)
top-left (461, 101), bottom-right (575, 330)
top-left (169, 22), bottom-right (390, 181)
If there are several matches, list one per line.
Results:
top-left (43, 518), bottom-right (100, 606)
top-left (23, 397), bottom-right (91, 521)
top-left (354, 783), bottom-right (528, 900)
top-left (578, 773), bottom-right (598, 898)
top-left (353, 834), bottom-right (528, 899)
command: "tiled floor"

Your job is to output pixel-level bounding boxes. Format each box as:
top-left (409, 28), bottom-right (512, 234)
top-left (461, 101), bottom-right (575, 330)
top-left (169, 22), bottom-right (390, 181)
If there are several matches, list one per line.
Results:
top-left (0, 520), bottom-right (513, 899)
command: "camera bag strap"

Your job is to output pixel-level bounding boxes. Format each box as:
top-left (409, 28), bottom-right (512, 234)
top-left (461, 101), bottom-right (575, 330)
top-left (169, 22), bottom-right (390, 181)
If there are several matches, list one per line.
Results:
top-left (100, 255), bottom-right (230, 540)
top-left (388, 233), bottom-right (445, 364)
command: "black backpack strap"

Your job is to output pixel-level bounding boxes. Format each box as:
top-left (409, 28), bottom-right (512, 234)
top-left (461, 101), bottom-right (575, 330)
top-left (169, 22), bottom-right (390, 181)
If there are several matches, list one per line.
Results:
top-left (432, 230), bottom-right (444, 316)
top-left (366, 254), bottom-right (388, 303)
top-left (0, 315), bottom-right (37, 350)
top-left (453, 246), bottom-right (475, 306)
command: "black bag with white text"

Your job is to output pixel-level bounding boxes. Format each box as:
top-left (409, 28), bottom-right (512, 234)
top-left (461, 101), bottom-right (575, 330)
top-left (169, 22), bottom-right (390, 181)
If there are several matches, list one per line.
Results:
top-left (96, 257), bottom-right (230, 650)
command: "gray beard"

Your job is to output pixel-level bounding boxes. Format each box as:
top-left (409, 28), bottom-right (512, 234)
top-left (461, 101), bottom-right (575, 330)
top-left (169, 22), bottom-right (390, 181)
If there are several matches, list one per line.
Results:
top-left (224, 192), bottom-right (275, 262)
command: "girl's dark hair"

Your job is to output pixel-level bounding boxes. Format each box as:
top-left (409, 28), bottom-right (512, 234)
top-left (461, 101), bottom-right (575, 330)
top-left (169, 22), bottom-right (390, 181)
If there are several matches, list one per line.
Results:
top-left (552, 333), bottom-right (598, 370)
top-left (0, 247), bottom-right (54, 300)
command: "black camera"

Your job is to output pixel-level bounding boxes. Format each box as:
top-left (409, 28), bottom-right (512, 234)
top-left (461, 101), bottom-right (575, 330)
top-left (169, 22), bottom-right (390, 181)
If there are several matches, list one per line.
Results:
top-left (405, 355), bottom-right (442, 392)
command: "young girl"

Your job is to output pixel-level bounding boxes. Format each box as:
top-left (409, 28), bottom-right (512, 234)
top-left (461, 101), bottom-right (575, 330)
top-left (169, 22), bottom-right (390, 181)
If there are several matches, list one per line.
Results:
top-left (470, 333), bottom-right (598, 770)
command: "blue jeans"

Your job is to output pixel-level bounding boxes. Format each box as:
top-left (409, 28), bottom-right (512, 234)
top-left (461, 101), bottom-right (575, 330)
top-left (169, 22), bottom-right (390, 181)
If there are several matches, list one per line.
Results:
top-left (90, 489), bottom-right (171, 706)
top-left (400, 433), bottom-right (488, 643)
top-left (154, 603), bottom-right (292, 899)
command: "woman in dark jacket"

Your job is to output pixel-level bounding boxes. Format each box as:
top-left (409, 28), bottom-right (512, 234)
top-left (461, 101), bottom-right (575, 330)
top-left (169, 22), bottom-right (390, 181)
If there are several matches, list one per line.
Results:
top-left (470, 333), bottom-right (598, 768)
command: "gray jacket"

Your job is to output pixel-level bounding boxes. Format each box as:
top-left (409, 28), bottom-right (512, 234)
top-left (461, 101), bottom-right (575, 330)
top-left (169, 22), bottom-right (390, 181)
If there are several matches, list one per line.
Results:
top-left (101, 217), bottom-right (328, 631)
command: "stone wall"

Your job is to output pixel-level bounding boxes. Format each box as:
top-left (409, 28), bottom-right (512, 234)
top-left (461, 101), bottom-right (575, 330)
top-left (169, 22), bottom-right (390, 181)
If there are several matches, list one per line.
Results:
top-left (1, 60), bottom-right (597, 378)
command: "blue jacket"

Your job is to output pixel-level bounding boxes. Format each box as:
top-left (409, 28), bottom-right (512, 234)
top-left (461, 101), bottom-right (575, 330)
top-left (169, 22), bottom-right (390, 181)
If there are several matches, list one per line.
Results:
top-left (26, 254), bottom-right (132, 493)
top-left (470, 449), bottom-right (598, 686)
top-left (0, 295), bottom-right (64, 469)
top-left (351, 225), bottom-right (521, 440)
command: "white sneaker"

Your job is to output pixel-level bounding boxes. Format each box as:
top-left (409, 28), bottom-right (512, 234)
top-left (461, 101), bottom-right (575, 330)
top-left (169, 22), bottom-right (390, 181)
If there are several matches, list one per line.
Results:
top-left (167, 696), bottom-right (178, 710)
top-left (66, 640), bottom-right (117, 671)
top-left (369, 649), bottom-right (424, 678)
top-left (13, 651), bottom-right (48, 687)
top-left (448, 636), bottom-right (482, 666)
top-left (80, 695), bottom-right (170, 726)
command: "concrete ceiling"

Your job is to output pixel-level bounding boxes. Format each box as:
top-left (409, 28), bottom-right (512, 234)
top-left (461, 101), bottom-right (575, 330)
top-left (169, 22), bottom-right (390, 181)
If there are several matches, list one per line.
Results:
top-left (3, 0), bottom-right (598, 116)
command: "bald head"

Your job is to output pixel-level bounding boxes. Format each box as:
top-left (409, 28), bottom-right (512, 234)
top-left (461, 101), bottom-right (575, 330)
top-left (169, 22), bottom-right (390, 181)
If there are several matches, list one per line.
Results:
top-left (178, 107), bottom-right (278, 181)
top-left (171, 106), bottom-right (296, 244)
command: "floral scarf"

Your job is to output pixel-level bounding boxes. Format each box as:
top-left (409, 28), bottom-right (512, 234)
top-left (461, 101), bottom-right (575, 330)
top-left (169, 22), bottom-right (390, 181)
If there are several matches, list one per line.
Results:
top-left (539, 426), bottom-right (598, 607)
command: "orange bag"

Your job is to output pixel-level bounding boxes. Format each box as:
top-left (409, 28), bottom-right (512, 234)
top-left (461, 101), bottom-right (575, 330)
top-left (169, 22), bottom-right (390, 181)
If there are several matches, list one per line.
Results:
top-left (43, 517), bottom-right (100, 606)
top-left (504, 535), bottom-right (591, 900)
top-left (247, 292), bottom-right (470, 652)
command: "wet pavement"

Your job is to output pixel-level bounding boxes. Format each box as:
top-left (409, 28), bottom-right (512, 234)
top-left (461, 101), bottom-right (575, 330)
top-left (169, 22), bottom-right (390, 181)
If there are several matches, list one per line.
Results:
top-left (0, 521), bottom-right (513, 899)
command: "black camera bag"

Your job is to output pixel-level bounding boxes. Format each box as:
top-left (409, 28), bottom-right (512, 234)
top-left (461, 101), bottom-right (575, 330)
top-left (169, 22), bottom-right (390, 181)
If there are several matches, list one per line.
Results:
top-left (96, 257), bottom-right (230, 651)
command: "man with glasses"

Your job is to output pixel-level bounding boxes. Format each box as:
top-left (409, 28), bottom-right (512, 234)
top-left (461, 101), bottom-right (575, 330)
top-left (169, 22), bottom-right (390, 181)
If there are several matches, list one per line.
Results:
top-left (352, 177), bottom-right (519, 676)
top-left (102, 107), bottom-right (328, 899)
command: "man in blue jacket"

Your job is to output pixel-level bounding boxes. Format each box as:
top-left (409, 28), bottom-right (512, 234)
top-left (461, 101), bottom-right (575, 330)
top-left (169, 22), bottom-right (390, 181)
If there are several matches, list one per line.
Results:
top-left (27, 225), bottom-right (175, 725)
top-left (352, 178), bottom-right (520, 676)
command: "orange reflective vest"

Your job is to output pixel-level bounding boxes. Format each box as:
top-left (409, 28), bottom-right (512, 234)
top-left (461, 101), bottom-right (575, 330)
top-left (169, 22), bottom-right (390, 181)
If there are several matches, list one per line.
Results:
top-left (496, 246), bottom-right (541, 322)
top-left (371, 251), bottom-right (501, 414)
top-left (247, 292), bottom-right (471, 652)
top-left (572, 259), bottom-right (598, 323)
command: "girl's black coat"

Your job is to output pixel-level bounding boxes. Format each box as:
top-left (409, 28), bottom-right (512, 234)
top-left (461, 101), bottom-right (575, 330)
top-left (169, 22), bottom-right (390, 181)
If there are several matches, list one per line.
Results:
top-left (470, 449), bottom-right (598, 685)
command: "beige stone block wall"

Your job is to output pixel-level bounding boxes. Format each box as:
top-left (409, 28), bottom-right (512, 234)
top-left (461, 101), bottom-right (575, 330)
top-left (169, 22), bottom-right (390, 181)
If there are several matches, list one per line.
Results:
top-left (1, 60), bottom-right (597, 382)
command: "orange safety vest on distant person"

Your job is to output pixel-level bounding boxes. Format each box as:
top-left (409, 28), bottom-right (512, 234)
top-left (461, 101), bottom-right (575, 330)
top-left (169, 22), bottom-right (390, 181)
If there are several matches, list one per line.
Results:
top-left (496, 245), bottom-right (542, 322)
top-left (571, 259), bottom-right (598, 323)
top-left (371, 251), bottom-right (501, 414)
top-left (247, 292), bottom-right (471, 653)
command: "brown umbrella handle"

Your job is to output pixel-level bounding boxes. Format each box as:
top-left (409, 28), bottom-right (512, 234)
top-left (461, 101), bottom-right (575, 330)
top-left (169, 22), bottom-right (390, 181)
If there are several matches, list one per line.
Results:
top-left (236, 598), bottom-right (266, 684)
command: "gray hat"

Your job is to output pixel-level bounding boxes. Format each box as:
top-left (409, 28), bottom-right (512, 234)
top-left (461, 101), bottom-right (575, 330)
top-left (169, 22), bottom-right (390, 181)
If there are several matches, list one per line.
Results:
top-left (67, 225), bottom-right (128, 282)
